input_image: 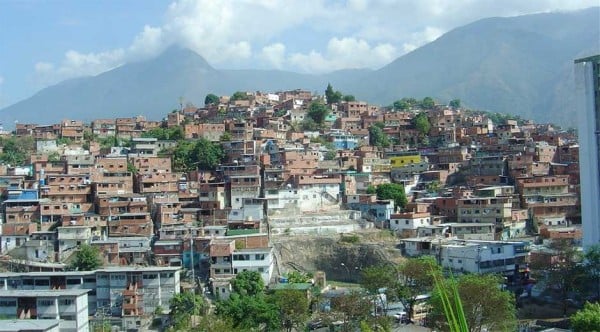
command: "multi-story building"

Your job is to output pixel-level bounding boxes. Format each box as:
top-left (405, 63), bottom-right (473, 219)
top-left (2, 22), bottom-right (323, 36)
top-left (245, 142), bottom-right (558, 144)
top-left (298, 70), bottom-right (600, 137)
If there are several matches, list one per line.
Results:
top-left (438, 240), bottom-right (529, 274)
top-left (91, 119), bottom-right (116, 138)
top-left (60, 119), bottom-right (85, 142)
top-left (0, 266), bottom-right (181, 325)
top-left (40, 174), bottom-right (92, 204)
top-left (128, 156), bottom-right (171, 175)
top-left (416, 223), bottom-right (495, 241)
top-left (390, 211), bottom-right (431, 237)
top-left (91, 157), bottom-right (133, 197)
top-left (129, 138), bottom-right (158, 157)
top-left (135, 172), bottom-right (181, 194)
top-left (516, 175), bottom-right (578, 226)
top-left (64, 155), bottom-right (94, 176)
top-left (575, 54), bottom-right (600, 248)
top-left (0, 289), bottom-right (89, 332)
top-left (456, 196), bottom-right (512, 232)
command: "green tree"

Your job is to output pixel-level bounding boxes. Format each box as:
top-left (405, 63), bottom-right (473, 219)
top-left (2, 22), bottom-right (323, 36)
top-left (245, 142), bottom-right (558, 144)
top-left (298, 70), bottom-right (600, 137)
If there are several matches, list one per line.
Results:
top-left (142, 126), bottom-right (184, 141)
top-left (192, 315), bottom-right (236, 331)
top-left (285, 271), bottom-right (313, 283)
top-left (231, 270), bottom-right (265, 296)
top-left (231, 91), bottom-right (249, 101)
top-left (47, 152), bottom-right (61, 162)
top-left (127, 161), bottom-right (138, 175)
top-left (532, 239), bottom-right (586, 316)
top-left (271, 289), bottom-right (310, 332)
top-left (216, 293), bottom-right (280, 331)
top-left (412, 112), bottom-right (431, 137)
top-left (393, 99), bottom-right (410, 111)
top-left (70, 244), bottom-right (102, 271)
top-left (420, 97), bottom-right (435, 109)
top-left (301, 117), bottom-right (319, 131)
top-left (366, 185), bottom-right (376, 195)
top-left (219, 131), bottom-right (232, 142)
top-left (343, 95), bottom-right (356, 102)
top-left (83, 129), bottom-right (96, 142)
top-left (429, 274), bottom-right (516, 332)
top-left (56, 137), bottom-right (73, 146)
top-left (204, 93), bottom-right (220, 106)
top-left (325, 83), bottom-right (343, 105)
top-left (331, 290), bottom-right (372, 332)
top-left (306, 102), bottom-right (330, 126)
top-left (324, 150), bottom-right (337, 161)
top-left (192, 138), bottom-right (225, 170)
top-left (169, 291), bottom-right (206, 330)
top-left (449, 99), bottom-right (461, 108)
top-left (584, 244), bottom-right (600, 301)
top-left (172, 140), bottom-right (196, 171)
top-left (360, 264), bottom-right (398, 296)
top-left (368, 125), bottom-right (390, 148)
top-left (0, 136), bottom-right (34, 166)
top-left (397, 256), bottom-right (439, 322)
top-left (571, 302), bottom-right (600, 332)
top-left (374, 183), bottom-right (407, 210)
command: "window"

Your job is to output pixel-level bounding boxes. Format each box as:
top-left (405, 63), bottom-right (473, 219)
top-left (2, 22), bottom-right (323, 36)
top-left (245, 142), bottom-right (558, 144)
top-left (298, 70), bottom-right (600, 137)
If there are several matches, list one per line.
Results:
top-left (67, 279), bottom-right (81, 285)
top-left (0, 300), bottom-right (16, 307)
top-left (38, 300), bottom-right (54, 306)
top-left (35, 279), bottom-right (50, 286)
top-left (60, 299), bottom-right (74, 306)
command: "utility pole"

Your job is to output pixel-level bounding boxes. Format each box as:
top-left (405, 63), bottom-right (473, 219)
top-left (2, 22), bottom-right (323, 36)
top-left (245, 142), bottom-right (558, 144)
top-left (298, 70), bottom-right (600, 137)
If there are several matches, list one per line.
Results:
top-left (190, 237), bottom-right (195, 286)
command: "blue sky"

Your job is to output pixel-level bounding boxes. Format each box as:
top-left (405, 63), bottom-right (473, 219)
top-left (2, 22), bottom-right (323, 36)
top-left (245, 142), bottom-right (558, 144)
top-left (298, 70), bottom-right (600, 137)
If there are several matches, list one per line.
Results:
top-left (0, 0), bottom-right (597, 108)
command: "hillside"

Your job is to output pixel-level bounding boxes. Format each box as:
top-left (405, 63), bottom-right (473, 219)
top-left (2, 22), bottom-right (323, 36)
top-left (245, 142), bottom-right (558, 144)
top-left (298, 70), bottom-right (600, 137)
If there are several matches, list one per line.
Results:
top-left (345, 7), bottom-right (600, 126)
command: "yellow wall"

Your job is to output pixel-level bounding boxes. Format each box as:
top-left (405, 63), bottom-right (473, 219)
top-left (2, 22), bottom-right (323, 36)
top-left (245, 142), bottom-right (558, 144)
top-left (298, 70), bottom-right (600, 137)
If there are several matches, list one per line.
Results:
top-left (390, 155), bottom-right (421, 168)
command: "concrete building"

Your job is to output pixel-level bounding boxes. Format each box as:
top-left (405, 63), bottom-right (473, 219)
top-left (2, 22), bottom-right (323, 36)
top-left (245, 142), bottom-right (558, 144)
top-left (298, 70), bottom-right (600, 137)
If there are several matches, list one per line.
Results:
top-left (0, 289), bottom-right (89, 332)
top-left (438, 240), bottom-right (529, 275)
top-left (575, 54), bottom-right (600, 248)
top-left (0, 266), bottom-right (181, 322)
top-left (0, 320), bottom-right (60, 332)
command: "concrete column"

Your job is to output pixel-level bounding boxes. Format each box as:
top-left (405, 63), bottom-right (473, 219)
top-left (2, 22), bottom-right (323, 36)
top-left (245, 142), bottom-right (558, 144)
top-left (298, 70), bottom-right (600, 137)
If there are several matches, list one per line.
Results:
top-left (54, 298), bottom-right (60, 320)
top-left (3, 278), bottom-right (7, 290)
top-left (157, 273), bottom-right (162, 307)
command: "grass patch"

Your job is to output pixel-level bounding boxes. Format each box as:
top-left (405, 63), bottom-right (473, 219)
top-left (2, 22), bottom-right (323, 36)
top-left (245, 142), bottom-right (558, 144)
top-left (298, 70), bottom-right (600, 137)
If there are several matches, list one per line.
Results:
top-left (339, 234), bottom-right (360, 244)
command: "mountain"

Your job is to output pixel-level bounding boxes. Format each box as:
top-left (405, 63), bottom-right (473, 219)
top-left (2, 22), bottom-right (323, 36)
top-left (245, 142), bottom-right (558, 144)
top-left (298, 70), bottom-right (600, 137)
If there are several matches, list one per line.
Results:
top-left (1, 8), bottom-right (598, 126)
top-left (342, 7), bottom-right (600, 126)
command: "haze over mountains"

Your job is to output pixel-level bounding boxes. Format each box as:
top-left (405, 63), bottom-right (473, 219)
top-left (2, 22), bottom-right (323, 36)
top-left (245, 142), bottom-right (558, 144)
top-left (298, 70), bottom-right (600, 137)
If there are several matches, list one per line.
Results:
top-left (1, 7), bottom-right (598, 127)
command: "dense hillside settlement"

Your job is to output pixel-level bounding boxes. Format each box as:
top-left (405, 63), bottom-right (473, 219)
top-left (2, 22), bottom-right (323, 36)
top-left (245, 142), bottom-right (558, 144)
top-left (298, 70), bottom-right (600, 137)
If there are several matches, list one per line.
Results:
top-left (0, 87), bottom-right (592, 331)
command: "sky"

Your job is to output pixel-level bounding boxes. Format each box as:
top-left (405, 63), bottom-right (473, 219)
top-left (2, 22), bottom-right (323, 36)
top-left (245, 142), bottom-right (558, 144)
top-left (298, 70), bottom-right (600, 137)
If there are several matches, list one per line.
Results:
top-left (0, 0), bottom-right (597, 109)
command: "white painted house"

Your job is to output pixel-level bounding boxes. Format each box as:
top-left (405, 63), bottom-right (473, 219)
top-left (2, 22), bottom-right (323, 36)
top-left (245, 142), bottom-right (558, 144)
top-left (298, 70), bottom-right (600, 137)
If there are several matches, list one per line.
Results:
top-left (390, 212), bottom-right (431, 235)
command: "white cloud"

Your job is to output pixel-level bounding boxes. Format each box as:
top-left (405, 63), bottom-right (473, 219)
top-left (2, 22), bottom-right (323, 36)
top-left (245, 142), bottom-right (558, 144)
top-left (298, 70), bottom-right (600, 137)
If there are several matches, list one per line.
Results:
top-left (289, 37), bottom-right (398, 73)
top-left (32, 0), bottom-right (599, 84)
top-left (402, 26), bottom-right (445, 53)
top-left (0, 76), bottom-right (4, 85)
top-left (261, 43), bottom-right (286, 69)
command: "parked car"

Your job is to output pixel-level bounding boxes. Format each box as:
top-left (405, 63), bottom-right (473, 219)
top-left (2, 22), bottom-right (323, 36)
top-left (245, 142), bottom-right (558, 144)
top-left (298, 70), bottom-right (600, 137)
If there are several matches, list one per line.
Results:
top-left (392, 311), bottom-right (409, 324)
top-left (308, 319), bottom-right (324, 330)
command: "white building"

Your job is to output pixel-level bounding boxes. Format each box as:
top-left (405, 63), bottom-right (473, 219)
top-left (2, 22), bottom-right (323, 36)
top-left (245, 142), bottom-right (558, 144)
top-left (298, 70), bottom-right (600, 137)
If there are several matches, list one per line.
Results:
top-left (57, 226), bottom-right (92, 260)
top-left (0, 266), bottom-right (181, 323)
top-left (390, 212), bottom-right (431, 235)
top-left (232, 247), bottom-right (274, 286)
top-left (439, 240), bottom-right (529, 274)
top-left (417, 223), bottom-right (495, 241)
top-left (0, 289), bottom-right (89, 332)
top-left (0, 320), bottom-right (60, 332)
top-left (575, 54), bottom-right (600, 248)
